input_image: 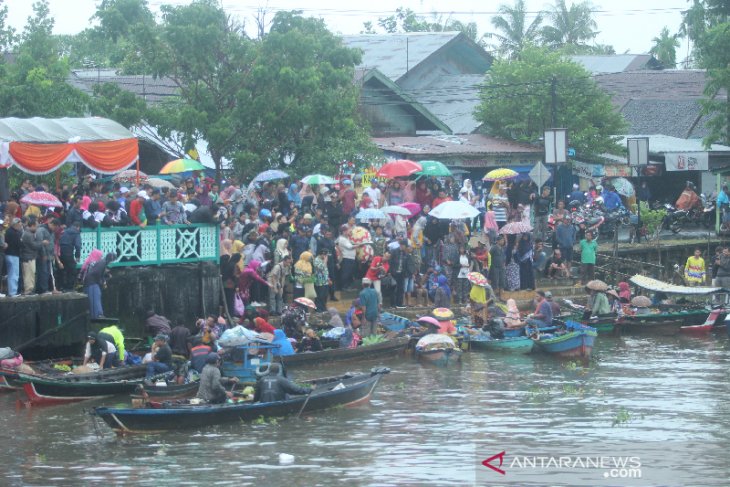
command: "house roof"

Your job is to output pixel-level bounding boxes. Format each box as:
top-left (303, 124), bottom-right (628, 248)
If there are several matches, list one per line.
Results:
top-left (68, 69), bottom-right (179, 104)
top-left (373, 134), bottom-right (542, 156)
top-left (595, 70), bottom-right (716, 109)
top-left (618, 134), bottom-right (730, 154)
top-left (414, 74), bottom-right (484, 134)
top-left (358, 68), bottom-right (452, 134)
top-left (570, 54), bottom-right (657, 74)
top-left (620, 99), bottom-right (712, 139)
top-left (342, 32), bottom-right (463, 81)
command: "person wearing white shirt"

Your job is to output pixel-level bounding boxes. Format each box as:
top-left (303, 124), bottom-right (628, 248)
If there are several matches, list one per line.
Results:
top-left (363, 179), bottom-right (382, 209)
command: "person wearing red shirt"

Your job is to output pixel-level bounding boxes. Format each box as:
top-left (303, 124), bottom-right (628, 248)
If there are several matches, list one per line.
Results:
top-left (365, 251), bottom-right (391, 302)
top-left (431, 189), bottom-right (452, 209)
top-left (253, 317), bottom-right (276, 334)
top-left (129, 191), bottom-right (149, 226)
top-left (339, 180), bottom-right (357, 216)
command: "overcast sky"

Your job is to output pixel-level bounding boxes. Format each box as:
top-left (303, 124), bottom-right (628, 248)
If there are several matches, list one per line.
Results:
top-left (6, 0), bottom-right (692, 65)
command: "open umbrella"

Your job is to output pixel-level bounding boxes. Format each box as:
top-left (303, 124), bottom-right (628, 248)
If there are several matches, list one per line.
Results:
top-left (416, 160), bottom-right (451, 177)
top-left (608, 177), bottom-right (635, 197)
top-left (147, 177), bottom-right (176, 189)
top-left (376, 159), bottom-right (422, 179)
top-left (253, 169), bottom-right (289, 183)
top-left (301, 174), bottom-right (336, 185)
top-left (381, 205), bottom-right (412, 216)
top-left (399, 202), bottom-right (422, 217)
top-left (467, 272), bottom-right (488, 287)
top-left (483, 168), bottom-right (519, 182)
top-left (294, 297), bottom-right (316, 309)
top-left (586, 280), bottom-right (609, 292)
top-left (432, 307), bottom-right (454, 320)
top-left (113, 169), bottom-right (148, 184)
top-left (20, 191), bottom-right (62, 208)
top-left (498, 221), bottom-right (533, 235)
top-left (356, 208), bottom-right (387, 221)
top-left (417, 316), bottom-right (440, 328)
top-left (159, 158), bottom-right (206, 174)
top-left (429, 201), bottom-right (480, 220)
top-left (631, 295), bottom-right (652, 307)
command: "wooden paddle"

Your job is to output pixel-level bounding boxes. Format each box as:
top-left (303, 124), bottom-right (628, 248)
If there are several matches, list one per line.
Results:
top-left (296, 388), bottom-right (315, 419)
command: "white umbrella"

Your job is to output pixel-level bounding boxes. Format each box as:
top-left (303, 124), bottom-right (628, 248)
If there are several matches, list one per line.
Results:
top-left (381, 205), bottom-right (412, 216)
top-left (429, 200), bottom-right (480, 220)
top-left (147, 177), bottom-right (176, 189)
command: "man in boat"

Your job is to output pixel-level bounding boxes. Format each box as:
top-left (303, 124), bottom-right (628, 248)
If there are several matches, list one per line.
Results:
top-left (189, 337), bottom-right (215, 374)
top-left (254, 363), bottom-right (311, 403)
top-left (145, 310), bottom-right (172, 337)
top-left (146, 334), bottom-right (173, 378)
top-left (196, 353), bottom-right (238, 404)
top-left (83, 332), bottom-right (118, 369)
top-left (544, 291), bottom-right (561, 317)
top-left (98, 325), bottom-right (125, 364)
top-left (359, 278), bottom-right (380, 336)
top-left (527, 290), bottom-right (553, 328)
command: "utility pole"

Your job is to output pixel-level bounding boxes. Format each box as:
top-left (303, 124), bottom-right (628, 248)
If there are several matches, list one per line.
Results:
top-left (550, 77), bottom-right (557, 127)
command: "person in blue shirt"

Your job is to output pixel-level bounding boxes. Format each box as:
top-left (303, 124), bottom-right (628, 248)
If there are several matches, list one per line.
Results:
top-left (601, 185), bottom-right (623, 211)
top-left (568, 184), bottom-right (585, 204)
top-left (717, 184), bottom-right (729, 223)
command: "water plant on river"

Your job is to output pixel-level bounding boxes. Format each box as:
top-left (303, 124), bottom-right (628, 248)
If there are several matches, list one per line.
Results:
top-left (611, 407), bottom-right (632, 427)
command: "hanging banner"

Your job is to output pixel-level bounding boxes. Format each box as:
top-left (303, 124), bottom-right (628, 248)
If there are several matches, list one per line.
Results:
top-left (572, 161), bottom-right (603, 179)
top-left (664, 152), bottom-right (709, 172)
top-left (603, 164), bottom-right (633, 177)
top-left (362, 166), bottom-right (378, 186)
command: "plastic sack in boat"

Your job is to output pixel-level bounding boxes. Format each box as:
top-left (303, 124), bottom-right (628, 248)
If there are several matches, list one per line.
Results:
top-left (323, 327), bottom-right (346, 339)
top-left (415, 334), bottom-right (456, 351)
top-left (0, 349), bottom-right (22, 369)
top-left (219, 325), bottom-right (260, 347)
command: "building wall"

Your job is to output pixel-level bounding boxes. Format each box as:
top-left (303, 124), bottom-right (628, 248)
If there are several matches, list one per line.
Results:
top-left (360, 84), bottom-right (417, 136)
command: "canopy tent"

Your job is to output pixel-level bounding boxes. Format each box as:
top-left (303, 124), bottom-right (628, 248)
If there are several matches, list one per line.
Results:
top-left (0, 117), bottom-right (138, 175)
top-left (629, 274), bottom-right (726, 295)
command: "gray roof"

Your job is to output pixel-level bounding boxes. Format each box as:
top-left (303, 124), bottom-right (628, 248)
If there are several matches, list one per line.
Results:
top-left (0, 117), bottom-right (135, 142)
top-left (68, 69), bottom-right (179, 104)
top-left (620, 99), bottom-right (711, 139)
top-left (373, 134), bottom-right (542, 156)
top-left (570, 54), bottom-right (656, 74)
top-left (413, 74), bottom-right (484, 134)
top-left (595, 70), bottom-right (715, 109)
top-left (342, 32), bottom-right (462, 81)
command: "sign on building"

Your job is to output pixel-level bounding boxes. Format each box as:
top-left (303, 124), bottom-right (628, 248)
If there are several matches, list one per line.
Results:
top-left (664, 152), bottom-right (709, 172)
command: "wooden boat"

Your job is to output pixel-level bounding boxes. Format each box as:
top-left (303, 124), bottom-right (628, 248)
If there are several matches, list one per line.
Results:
top-left (533, 321), bottom-right (597, 359)
top-left (503, 325), bottom-right (556, 338)
top-left (278, 336), bottom-right (409, 367)
top-left (92, 368), bottom-right (389, 435)
top-left (619, 310), bottom-right (708, 336)
top-left (17, 372), bottom-right (147, 406)
top-left (469, 336), bottom-right (534, 354)
top-left (131, 381), bottom-right (201, 401)
top-left (380, 312), bottom-right (413, 332)
top-left (415, 347), bottom-right (462, 366)
top-left (0, 374), bottom-right (15, 392)
top-left (679, 307), bottom-right (730, 335)
top-left (221, 341), bottom-right (278, 382)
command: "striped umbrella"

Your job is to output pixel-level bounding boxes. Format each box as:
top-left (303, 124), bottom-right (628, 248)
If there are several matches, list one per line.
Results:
top-left (159, 158), bottom-right (206, 174)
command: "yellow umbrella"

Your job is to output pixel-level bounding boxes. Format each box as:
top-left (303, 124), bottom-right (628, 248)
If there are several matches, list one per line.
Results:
top-left (483, 168), bottom-right (519, 181)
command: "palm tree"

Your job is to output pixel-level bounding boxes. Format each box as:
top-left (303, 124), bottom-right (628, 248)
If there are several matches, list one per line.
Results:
top-left (650, 27), bottom-right (680, 68)
top-left (542, 0), bottom-right (598, 50)
top-left (486, 0), bottom-right (544, 59)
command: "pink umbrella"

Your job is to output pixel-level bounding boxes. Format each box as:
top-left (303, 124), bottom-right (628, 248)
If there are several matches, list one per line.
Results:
top-left (498, 221), bottom-right (533, 235)
top-left (417, 316), bottom-right (441, 327)
top-left (20, 191), bottom-right (62, 208)
top-left (399, 202), bottom-right (422, 218)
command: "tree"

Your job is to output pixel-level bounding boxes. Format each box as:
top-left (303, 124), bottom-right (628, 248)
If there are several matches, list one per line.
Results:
top-left (89, 82), bottom-right (147, 128)
top-left (0, 0), bottom-right (16, 52)
top-left (0, 0), bottom-right (88, 118)
top-left (366, 7), bottom-right (482, 43)
top-left (474, 47), bottom-right (626, 157)
top-left (485, 0), bottom-right (544, 60)
top-left (542, 0), bottom-right (598, 50)
top-left (649, 27), bottom-right (680, 68)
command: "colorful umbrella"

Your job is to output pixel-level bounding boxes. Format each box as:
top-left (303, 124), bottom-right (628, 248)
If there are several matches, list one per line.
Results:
top-left (417, 316), bottom-right (440, 328)
top-left (416, 160), bottom-right (451, 177)
top-left (429, 201), bottom-right (480, 220)
top-left (432, 307), bottom-right (454, 320)
top-left (113, 169), bottom-right (148, 184)
top-left (467, 272), bottom-right (488, 287)
top-left (356, 208), bottom-right (387, 221)
top-left (498, 221), bottom-right (533, 235)
top-left (376, 159), bottom-right (422, 179)
top-left (381, 205), bottom-right (412, 216)
top-left (147, 177), bottom-right (176, 189)
top-left (607, 177), bottom-right (635, 197)
top-left (399, 202), bottom-right (422, 217)
top-left (293, 297), bottom-right (316, 309)
top-left (20, 191), bottom-right (62, 208)
top-left (253, 169), bottom-right (289, 183)
top-left (483, 168), bottom-right (519, 181)
top-left (159, 158), bottom-right (206, 174)
top-left (301, 174), bottom-right (336, 185)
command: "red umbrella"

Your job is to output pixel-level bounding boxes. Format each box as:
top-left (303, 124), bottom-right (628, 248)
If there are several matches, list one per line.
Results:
top-left (376, 160), bottom-right (422, 179)
top-left (20, 191), bottom-right (62, 208)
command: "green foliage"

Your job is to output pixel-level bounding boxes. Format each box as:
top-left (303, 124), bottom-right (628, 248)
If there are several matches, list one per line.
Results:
top-left (542, 0), bottom-right (598, 50)
top-left (361, 335), bottom-right (386, 346)
top-left (365, 6), bottom-right (481, 43)
top-left (635, 202), bottom-right (666, 241)
top-left (474, 47), bottom-right (626, 158)
top-left (611, 407), bottom-right (632, 427)
top-left (89, 82), bottom-right (147, 128)
top-left (649, 27), bottom-right (680, 68)
top-left (486, 0), bottom-right (544, 60)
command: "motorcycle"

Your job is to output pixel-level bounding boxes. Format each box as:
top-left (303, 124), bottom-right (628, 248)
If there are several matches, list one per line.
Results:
top-left (702, 193), bottom-right (717, 228)
top-left (663, 203), bottom-right (686, 234)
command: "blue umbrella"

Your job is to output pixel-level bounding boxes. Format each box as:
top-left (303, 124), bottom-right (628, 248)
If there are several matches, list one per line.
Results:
top-left (355, 208), bottom-right (387, 221)
top-left (253, 169), bottom-right (289, 183)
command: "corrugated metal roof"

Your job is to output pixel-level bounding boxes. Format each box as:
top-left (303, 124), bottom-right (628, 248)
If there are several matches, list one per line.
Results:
top-left (68, 70), bottom-right (179, 104)
top-left (414, 74), bottom-right (483, 134)
top-left (373, 134), bottom-right (542, 156)
top-left (595, 70), bottom-right (715, 109)
top-left (342, 32), bottom-right (461, 81)
top-left (570, 54), bottom-right (653, 74)
top-left (618, 134), bottom-right (730, 153)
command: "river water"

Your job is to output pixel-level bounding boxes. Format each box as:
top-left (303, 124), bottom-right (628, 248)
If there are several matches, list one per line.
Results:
top-left (2, 334), bottom-right (730, 486)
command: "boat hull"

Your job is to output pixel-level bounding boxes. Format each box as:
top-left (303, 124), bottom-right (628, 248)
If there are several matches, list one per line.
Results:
top-left (93, 372), bottom-right (385, 434)
top-left (18, 374), bottom-right (142, 405)
top-left (620, 311), bottom-right (708, 336)
top-left (0, 374), bottom-right (17, 391)
top-left (132, 382), bottom-right (201, 401)
top-left (470, 337), bottom-right (534, 354)
top-left (534, 330), bottom-right (597, 359)
top-left (278, 336), bottom-right (409, 367)
top-left (415, 348), bottom-right (462, 366)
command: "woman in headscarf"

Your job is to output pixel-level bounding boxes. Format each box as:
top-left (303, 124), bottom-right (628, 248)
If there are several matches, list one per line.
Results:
top-left (415, 180), bottom-right (433, 208)
top-left (299, 184), bottom-right (315, 213)
top-left (231, 240), bottom-right (245, 272)
top-left (271, 329), bottom-right (295, 356)
top-left (461, 179), bottom-right (475, 201)
top-left (434, 275), bottom-right (452, 308)
top-left (293, 251), bottom-right (314, 299)
top-left (403, 181), bottom-right (416, 203)
top-left (328, 307), bottom-right (344, 328)
top-left (516, 233), bottom-right (535, 290)
top-left (274, 238), bottom-right (289, 265)
top-left (287, 183), bottom-right (302, 208)
top-left (618, 281), bottom-right (631, 303)
top-left (483, 202), bottom-right (499, 243)
top-left (469, 281), bottom-right (489, 326)
top-left (503, 298), bottom-right (525, 329)
top-left (81, 249), bottom-right (104, 278)
top-left (237, 259), bottom-right (270, 304)
top-left (3, 201), bottom-right (20, 226)
top-left (386, 181), bottom-right (405, 205)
